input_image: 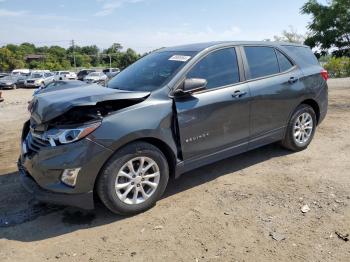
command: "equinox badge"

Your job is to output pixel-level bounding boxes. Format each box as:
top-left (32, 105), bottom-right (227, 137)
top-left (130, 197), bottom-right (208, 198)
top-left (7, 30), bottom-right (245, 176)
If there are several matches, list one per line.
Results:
top-left (185, 132), bottom-right (210, 143)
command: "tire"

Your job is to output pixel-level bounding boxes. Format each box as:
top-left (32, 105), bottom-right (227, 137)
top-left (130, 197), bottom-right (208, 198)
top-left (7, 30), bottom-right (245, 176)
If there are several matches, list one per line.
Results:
top-left (97, 142), bottom-right (169, 215)
top-left (281, 104), bottom-right (317, 152)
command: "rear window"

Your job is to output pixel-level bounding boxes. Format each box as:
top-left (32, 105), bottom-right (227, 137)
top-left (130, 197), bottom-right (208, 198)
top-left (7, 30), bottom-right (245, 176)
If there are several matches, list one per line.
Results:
top-left (283, 46), bottom-right (319, 67)
top-left (244, 47), bottom-right (279, 79)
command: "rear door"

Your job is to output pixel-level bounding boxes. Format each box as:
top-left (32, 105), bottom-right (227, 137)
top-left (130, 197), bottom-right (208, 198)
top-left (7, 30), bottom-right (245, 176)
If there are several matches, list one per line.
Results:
top-left (175, 47), bottom-right (251, 160)
top-left (242, 46), bottom-right (303, 145)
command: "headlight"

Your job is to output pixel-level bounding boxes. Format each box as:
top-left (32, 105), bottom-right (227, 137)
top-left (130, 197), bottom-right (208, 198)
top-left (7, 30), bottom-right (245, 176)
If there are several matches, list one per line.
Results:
top-left (35, 79), bottom-right (41, 84)
top-left (43, 122), bottom-right (101, 146)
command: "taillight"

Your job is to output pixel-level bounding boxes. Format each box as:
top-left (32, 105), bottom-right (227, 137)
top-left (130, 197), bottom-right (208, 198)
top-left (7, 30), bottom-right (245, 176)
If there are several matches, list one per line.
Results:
top-left (320, 69), bottom-right (329, 81)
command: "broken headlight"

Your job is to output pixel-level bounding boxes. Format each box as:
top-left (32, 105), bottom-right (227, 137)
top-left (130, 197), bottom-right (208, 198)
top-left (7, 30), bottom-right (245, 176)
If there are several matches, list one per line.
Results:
top-left (44, 121), bottom-right (101, 146)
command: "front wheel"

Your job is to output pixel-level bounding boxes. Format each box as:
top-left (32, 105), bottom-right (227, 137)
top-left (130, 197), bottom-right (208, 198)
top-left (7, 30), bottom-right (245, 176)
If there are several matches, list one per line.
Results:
top-left (97, 142), bottom-right (169, 215)
top-left (281, 104), bottom-right (317, 151)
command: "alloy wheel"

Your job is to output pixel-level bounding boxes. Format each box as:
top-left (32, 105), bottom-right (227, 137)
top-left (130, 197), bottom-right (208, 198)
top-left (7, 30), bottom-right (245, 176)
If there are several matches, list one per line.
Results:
top-left (293, 112), bottom-right (313, 145)
top-left (115, 156), bottom-right (160, 205)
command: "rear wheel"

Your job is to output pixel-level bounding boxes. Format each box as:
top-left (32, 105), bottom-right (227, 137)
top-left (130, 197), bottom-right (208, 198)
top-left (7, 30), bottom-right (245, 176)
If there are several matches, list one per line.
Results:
top-left (281, 104), bottom-right (317, 151)
top-left (97, 142), bottom-right (169, 215)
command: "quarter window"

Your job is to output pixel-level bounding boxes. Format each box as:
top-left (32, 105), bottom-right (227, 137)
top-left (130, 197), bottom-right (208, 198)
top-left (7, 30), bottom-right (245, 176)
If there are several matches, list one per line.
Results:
top-left (244, 46), bottom-right (279, 79)
top-left (187, 48), bottom-right (240, 89)
top-left (283, 46), bottom-right (319, 67)
top-left (276, 49), bottom-right (293, 72)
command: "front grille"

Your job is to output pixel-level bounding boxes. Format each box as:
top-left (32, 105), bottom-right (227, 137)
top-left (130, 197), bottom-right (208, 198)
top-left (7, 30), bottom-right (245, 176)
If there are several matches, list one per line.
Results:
top-left (26, 132), bottom-right (51, 154)
top-left (27, 80), bottom-right (35, 84)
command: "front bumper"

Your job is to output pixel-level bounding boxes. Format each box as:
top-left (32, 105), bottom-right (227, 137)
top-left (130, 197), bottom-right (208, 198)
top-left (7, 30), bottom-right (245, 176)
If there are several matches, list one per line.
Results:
top-left (18, 164), bottom-right (94, 209)
top-left (25, 83), bottom-right (41, 88)
top-left (0, 83), bottom-right (15, 89)
top-left (17, 81), bottom-right (26, 88)
top-left (18, 126), bottom-right (113, 209)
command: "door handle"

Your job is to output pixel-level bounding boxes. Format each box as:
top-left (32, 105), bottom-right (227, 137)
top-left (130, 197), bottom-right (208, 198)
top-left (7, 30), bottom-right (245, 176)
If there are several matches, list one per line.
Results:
top-left (232, 90), bottom-right (247, 98)
top-left (288, 77), bottom-right (299, 84)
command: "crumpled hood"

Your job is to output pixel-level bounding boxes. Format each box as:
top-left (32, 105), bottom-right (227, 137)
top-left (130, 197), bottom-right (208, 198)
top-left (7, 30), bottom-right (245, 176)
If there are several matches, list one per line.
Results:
top-left (30, 84), bottom-right (150, 124)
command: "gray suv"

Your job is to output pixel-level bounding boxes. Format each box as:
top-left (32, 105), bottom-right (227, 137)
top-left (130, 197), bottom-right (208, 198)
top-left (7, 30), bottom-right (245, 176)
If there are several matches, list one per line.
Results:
top-left (19, 41), bottom-right (328, 215)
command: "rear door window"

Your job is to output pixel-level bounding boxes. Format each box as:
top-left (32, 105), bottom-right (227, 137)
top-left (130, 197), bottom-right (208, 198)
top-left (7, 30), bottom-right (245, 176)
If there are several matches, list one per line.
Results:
top-left (187, 48), bottom-right (240, 89)
top-left (244, 46), bottom-right (279, 79)
top-left (276, 49), bottom-right (294, 72)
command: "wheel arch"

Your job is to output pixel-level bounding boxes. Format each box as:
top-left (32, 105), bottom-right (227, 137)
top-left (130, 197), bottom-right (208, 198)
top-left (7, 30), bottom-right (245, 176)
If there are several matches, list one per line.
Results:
top-left (93, 137), bottom-right (177, 193)
top-left (299, 99), bottom-right (320, 124)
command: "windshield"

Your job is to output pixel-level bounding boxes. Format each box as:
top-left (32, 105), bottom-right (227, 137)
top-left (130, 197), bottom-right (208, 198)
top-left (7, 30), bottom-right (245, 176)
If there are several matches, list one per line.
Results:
top-left (31, 73), bottom-right (43, 78)
top-left (108, 51), bottom-right (196, 92)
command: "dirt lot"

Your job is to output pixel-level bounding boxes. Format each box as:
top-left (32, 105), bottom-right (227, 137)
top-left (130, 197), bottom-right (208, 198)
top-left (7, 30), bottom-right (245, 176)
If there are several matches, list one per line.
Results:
top-left (0, 80), bottom-right (349, 262)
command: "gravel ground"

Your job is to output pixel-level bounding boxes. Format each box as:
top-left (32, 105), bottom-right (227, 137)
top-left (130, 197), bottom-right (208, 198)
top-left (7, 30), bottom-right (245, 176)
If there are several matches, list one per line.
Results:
top-left (0, 79), bottom-right (349, 262)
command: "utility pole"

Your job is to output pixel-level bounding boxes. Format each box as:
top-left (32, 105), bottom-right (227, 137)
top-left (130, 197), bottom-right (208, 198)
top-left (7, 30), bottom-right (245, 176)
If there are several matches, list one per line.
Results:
top-left (71, 40), bottom-right (76, 71)
top-left (109, 43), bottom-right (116, 68)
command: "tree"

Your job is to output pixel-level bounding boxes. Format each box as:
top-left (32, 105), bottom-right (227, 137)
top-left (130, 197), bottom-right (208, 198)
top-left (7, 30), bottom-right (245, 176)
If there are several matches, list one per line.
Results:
top-left (0, 42), bottom-right (141, 71)
top-left (81, 45), bottom-right (100, 66)
top-left (0, 47), bottom-right (25, 71)
top-left (273, 26), bottom-right (306, 44)
top-left (301, 0), bottom-right (350, 57)
top-left (119, 48), bottom-right (140, 69)
top-left (74, 54), bottom-right (92, 67)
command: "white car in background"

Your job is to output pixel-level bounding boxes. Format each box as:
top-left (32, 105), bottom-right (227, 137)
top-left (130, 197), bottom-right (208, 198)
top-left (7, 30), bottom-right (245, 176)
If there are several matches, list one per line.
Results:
top-left (103, 68), bottom-right (120, 79)
top-left (54, 71), bottom-right (77, 81)
top-left (25, 72), bottom-right (55, 88)
top-left (83, 71), bottom-right (108, 85)
top-left (11, 69), bottom-right (30, 76)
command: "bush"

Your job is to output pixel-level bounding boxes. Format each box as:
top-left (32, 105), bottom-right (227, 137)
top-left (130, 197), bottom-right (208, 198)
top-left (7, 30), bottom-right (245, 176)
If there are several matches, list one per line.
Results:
top-left (324, 57), bottom-right (350, 78)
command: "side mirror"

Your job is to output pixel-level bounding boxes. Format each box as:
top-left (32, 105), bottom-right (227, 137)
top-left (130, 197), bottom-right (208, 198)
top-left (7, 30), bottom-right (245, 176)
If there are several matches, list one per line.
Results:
top-left (175, 78), bottom-right (207, 96)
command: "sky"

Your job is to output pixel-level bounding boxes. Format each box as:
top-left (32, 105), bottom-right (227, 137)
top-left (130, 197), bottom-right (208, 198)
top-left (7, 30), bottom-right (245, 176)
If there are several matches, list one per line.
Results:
top-left (0, 0), bottom-right (325, 53)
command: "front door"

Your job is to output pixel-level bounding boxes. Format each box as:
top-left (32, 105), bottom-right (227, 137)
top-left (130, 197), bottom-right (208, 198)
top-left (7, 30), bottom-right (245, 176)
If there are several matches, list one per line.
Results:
top-left (175, 47), bottom-right (251, 160)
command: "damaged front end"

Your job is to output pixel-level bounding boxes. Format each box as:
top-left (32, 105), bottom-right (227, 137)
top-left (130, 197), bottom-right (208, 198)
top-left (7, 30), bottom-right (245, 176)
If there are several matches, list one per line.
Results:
top-left (25, 85), bottom-right (150, 149)
top-left (18, 85), bottom-right (151, 209)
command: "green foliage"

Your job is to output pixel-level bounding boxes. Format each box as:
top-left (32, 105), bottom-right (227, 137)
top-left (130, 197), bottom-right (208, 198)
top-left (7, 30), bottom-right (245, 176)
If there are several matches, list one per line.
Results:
top-left (301, 0), bottom-right (350, 57)
top-left (324, 57), bottom-right (350, 77)
top-left (0, 47), bottom-right (25, 71)
top-left (0, 42), bottom-right (141, 72)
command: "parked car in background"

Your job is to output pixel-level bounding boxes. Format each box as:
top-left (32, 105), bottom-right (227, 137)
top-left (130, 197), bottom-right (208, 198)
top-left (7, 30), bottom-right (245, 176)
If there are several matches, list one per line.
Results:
top-left (0, 75), bottom-right (27, 89)
top-left (15, 73), bottom-right (31, 88)
top-left (0, 73), bottom-right (9, 78)
top-left (33, 80), bottom-right (87, 95)
top-left (77, 69), bottom-right (96, 81)
top-left (83, 71), bottom-right (108, 85)
top-left (54, 71), bottom-right (77, 81)
top-left (103, 68), bottom-right (120, 79)
top-left (11, 69), bottom-right (30, 76)
top-left (25, 72), bottom-right (54, 88)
